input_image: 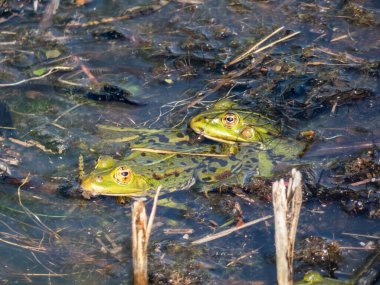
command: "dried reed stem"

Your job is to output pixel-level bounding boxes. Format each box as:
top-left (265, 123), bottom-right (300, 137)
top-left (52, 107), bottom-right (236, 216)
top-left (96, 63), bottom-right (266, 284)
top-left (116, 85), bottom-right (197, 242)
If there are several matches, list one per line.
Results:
top-left (272, 169), bottom-right (302, 285)
top-left (131, 186), bottom-right (161, 285)
top-left (132, 200), bottom-right (148, 285)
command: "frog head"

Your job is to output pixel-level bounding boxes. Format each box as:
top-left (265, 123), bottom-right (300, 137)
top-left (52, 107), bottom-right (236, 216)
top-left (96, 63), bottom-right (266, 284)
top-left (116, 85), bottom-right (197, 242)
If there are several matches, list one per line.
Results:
top-left (190, 99), bottom-right (280, 144)
top-left (80, 155), bottom-right (151, 197)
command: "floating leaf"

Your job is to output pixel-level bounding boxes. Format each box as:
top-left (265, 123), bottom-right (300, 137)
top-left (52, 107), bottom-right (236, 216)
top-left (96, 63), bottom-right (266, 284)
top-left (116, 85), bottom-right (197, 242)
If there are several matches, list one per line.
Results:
top-left (164, 78), bottom-right (174, 84)
top-left (45, 49), bottom-right (61, 59)
top-left (33, 68), bottom-right (46, 76)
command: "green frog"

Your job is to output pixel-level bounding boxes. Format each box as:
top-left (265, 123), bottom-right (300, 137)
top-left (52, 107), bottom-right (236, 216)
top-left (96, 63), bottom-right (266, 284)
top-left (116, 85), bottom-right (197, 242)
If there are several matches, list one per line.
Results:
top-left (80, 128), bottom-right (244, 197)
top-left (190, 99), bottom-right (281, 145)
top-left (295, 271), bottom-right (351, 285)
top-left (81, 100), bottom-right (302, 197)
top-left (189, 99), bottom-right (305, 173)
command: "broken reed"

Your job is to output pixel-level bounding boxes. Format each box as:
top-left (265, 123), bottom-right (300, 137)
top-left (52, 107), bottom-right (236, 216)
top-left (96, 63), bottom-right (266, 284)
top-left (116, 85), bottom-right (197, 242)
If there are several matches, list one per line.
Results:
top-left (272, 169), bottom-right (303, 285)
top-left (131, 186), bottom-right (161, 285)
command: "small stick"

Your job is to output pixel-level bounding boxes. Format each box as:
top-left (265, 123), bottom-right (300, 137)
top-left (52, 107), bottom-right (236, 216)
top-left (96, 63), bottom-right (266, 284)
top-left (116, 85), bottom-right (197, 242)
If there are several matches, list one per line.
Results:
top-left (226, 248), bottom-right (259, 267)
top-left (0, 236), bottom-right (46, 252)
top-left (191, 215), bottom-right (272, 245)
top-left (342, 232), bottom-right (380, 239)
top-left (226, 26), bottom-right (285, 67)
top-left (53, 102), bottom-right (86, 123)
top-left (17, 174), bottom-right (60, 239)
top-left (0, 66), bottom-right (73, 87)
top-left (339, 246), bottom-right (376, 250)
top-left (252, 31), bottom-right (300, 55)
top-left (145, 185), bottom-right (161, 248)
top-left (131, 147), bottom-right (229, 157)
top-left (331, 34), bottom-right (349, 42)
top-left (163, 228), bottom-right (194, 235)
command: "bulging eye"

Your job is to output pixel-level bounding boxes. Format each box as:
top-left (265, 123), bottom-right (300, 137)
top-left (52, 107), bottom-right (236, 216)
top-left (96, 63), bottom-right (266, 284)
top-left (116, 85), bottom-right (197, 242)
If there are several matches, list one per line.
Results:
top-left (114, 166), bottom-right (132, 184)
top-left (222, 112), bottom-right (239, 128)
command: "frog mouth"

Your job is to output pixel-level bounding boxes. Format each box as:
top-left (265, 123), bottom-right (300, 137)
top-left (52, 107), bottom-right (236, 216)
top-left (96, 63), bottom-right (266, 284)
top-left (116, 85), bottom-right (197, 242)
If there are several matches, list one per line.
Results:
top-left (190, 124), bottom-right (236, 144)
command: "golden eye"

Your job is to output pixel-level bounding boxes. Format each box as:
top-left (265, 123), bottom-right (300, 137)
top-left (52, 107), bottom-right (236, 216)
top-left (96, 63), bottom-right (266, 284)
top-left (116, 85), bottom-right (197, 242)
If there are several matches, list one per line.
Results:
top-left (114, 166), bottom-right (132, 184)
top-left (222, 113), bottom-right (239, 128)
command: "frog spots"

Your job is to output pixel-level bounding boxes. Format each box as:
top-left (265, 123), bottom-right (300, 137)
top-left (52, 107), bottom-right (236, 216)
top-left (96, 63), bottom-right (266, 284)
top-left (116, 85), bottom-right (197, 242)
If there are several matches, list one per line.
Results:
top-left (229, 156), bottom-right (238, 161)
top-left (215, 170), bottom-right (232, 180)
top-left (152, 170), bottom-right (181, 180)
top-left (212, 158), bottom-right (228, 167)
top-left (208, 167), bottom-right (217, 172)
top-left (176, 133), bottom-right (185, 138)
top-left (191, 158), bottom-right (198, 164)
top-left (158, 135), bottom-right (169, 143)
top-left (201, 176), bottom-right (212, 182)
top-left (140, 152), bottom-right (146, 157)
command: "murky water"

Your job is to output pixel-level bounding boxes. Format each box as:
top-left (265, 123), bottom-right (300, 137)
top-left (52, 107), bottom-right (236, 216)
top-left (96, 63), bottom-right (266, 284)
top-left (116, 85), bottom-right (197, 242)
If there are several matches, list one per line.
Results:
top-left (0, 0), bottom-right (379, 284)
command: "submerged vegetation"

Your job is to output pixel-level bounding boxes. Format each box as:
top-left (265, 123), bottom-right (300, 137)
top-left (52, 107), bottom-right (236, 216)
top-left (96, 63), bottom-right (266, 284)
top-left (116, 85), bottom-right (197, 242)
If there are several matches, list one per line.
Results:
top-left (0, 0), bottom-right (379, 284)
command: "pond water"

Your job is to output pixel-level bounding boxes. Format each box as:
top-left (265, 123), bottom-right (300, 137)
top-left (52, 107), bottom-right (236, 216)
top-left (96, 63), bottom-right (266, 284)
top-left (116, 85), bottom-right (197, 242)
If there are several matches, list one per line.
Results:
top-left (0, 0), bottom-right (379, 284)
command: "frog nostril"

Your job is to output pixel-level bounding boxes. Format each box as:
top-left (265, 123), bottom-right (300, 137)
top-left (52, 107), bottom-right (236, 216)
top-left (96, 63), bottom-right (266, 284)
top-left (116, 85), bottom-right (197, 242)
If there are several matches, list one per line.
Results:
top-left (97, 176), bottom-right (103, 182)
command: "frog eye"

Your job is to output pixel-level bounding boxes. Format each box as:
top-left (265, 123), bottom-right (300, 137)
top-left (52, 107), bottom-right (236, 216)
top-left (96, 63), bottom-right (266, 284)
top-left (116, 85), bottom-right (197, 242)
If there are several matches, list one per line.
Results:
top-left (222, 112), bottom-right (239, 128)
top-left (114, 166), bottom-right (133, 184)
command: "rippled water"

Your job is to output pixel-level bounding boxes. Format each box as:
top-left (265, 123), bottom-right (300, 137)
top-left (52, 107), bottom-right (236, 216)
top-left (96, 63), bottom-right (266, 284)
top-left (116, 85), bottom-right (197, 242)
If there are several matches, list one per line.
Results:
top-left (0, 0), bottom-right (379, 284)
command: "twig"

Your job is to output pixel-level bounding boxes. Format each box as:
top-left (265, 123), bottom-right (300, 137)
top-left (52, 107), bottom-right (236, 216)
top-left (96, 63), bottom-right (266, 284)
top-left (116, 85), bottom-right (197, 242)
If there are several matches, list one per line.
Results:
top-left (225, 27), bottom-right (300, 67)
top-left (351, 177), bottom-right (380, 186)
top-left (191, 215), bottom-right (272, 245)
top-left (145, 185), bottom-right (161, 248)
top-left (226, 26), bottom-right (284, 67)
top-left (339, 246), bottom-right (376, 251)
top-left (131, 147), bottom-right (229, 157)
top-left (0, 236), bottom-right (46, 252)
top-left (331, 34), bottom-right (349, 42)
top-left (53, 102), bottom-right (86, 123)
top-left (342, 232), bottom-right (380, 239)
top-left (0, 66), bottom-right (73, 87)
top-left (17, 174), bottom-right (60, 239)
top-left (253, 31), bottom-right (300, 55)
top-left (163, 228), bottom-right (194, 235)
top-left (8, 137), bottom-right (57, 154)
top-left (226, 248), bottom-right (259, 267)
